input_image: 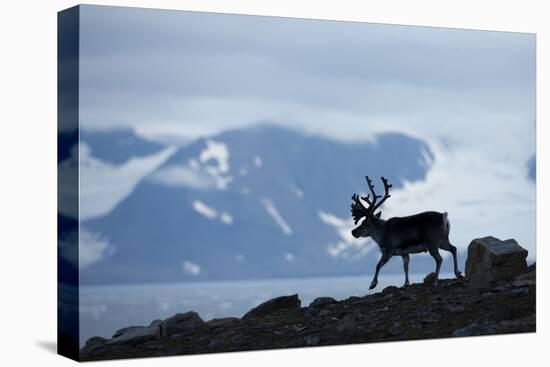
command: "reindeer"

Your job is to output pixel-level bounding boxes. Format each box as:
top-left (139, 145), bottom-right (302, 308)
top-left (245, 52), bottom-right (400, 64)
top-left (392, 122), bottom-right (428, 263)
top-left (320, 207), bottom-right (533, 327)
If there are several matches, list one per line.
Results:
top-left (350, 176), bottom-right (463, 290)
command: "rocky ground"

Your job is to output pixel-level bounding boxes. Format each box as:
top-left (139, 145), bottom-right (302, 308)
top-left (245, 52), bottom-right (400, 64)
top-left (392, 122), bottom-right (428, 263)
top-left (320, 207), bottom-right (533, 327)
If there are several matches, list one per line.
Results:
top-left (80, 262), bottom-right (535, 361)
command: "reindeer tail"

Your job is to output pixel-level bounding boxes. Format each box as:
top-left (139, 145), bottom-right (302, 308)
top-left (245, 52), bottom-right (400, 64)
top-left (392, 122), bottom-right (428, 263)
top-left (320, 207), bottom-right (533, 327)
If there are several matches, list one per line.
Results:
top-left (442, 212), bottom-right (450, 235)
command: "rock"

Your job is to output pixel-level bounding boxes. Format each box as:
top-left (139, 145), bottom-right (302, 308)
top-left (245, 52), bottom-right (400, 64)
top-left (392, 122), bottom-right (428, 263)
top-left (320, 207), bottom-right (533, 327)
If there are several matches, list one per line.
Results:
top-left (82, 336), bottom-right (108, 356)
top-left (242, 294), bottom-right (301, 320)
top-left (159, 311), bottom-right (205, 337)
top-left (480, 292), bottom-right (497, 300)
top-left (447, 305), bottom-right (465, 313)
top-left (423, 272), bottom-right (437, 284)
top-left (336, 315), bottom-right (357, 334)
top-left (422, 318), bottom-right (438, 324)
top-left (304, 335), bottom-right (321, 346)
top-left (509, 287), bottom-right (529, 296)
top-left (291, 324), bottom-right (309, 332)
top-left (149, 319), bottom-right (162, 327)
top-left (107, 325), bottom-right (159, 345)
top-left (511, 279), bottom-right (535, 287)
top-left (382, 286), bottom-right (399, 294)
top-left (78, 251), bottom-right (536, 362)
top-left (85, 336), bottom-right (107, 347)
top-left (207, 317), bottom-right (241, 329)
top-left (309, 297), bottom-right (337, 308)
top-left (465, 236), bottom-right (528, 288)
top-left (452, 321), bottom-right (497, 337)
top-left (514, 270), bottom-right (535, 281)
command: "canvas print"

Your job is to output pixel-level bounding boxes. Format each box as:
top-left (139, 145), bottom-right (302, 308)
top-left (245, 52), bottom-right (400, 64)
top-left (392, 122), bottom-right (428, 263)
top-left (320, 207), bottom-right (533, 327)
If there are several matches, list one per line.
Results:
top-left (57, 5), bottom-right (536, 361)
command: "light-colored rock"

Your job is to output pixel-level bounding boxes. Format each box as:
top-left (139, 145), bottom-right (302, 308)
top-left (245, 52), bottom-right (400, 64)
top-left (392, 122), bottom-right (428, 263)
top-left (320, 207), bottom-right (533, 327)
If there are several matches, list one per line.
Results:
top-left (465, 236), bottom-right (528, 288)
top-left (159, 311), bottom-right (205, 337)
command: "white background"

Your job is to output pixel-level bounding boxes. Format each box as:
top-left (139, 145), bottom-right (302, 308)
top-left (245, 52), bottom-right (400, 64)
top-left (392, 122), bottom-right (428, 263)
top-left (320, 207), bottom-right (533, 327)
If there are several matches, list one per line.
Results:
top-left (0, 0), bottom-right (547, 366)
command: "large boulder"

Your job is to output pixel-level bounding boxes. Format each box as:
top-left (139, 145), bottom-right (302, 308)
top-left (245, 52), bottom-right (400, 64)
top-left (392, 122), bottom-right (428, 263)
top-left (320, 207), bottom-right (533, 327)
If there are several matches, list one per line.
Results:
top-left (242, 294), bottom-right (301, 320)
top-left (159, 311), bottom-right (205, 337)
top-left (107, 325), bottom-right (159, 345)
top-left (465, 236), bottom-right (528, 288)
top-left (309, 297), bottom-right (337, 309)
top-left (206, 317), bottom-right (241, 329)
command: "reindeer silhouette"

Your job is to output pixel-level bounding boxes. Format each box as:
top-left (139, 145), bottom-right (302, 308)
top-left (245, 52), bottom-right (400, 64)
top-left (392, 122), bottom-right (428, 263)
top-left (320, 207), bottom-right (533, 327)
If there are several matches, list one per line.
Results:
top-left (351, 176), bottom-right (463, 290)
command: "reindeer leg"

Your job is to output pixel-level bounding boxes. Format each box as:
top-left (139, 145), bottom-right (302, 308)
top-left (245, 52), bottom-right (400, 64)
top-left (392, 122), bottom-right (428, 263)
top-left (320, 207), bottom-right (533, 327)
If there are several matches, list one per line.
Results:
top-left (370, 252), bottom-right (390, 290)
top-left (440, 240), bottom-right (463, 279)
top-left (428, 248), bottom-right (442, 285)
top-left (402, 254), bottom-right (410, 287)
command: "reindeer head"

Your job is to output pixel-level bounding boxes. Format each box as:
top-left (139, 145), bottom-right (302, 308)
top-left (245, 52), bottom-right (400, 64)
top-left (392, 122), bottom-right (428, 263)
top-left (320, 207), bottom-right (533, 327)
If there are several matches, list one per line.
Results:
top-left (350, 176), bottom-right (392, 238)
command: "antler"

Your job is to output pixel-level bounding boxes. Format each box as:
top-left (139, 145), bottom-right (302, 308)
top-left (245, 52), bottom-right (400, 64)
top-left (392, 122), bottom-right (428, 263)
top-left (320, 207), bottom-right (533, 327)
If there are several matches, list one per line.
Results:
top-left (366, 176), bottom-right (392, 214)
top-left (350, 176), bottom-right (393, 223)
top-left (350, 194), bottom-right (370, 224)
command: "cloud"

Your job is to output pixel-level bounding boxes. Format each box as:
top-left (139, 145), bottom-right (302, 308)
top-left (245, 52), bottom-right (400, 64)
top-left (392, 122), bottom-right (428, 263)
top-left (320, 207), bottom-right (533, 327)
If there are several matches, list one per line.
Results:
top-left (318, 210), bottom-right (375, 259)
top-left (78, 143), bottom-right (176, 220)
top-left (150, 165), bottom-right (216, 190)
top-left (78, 5), bottom-right (535, 152)
top-left (381, 143), bottom-right (536, 260)
top-left (74, 5), bottom-right (536, 263)
top-left (79, 229), bottom-right (115, 269)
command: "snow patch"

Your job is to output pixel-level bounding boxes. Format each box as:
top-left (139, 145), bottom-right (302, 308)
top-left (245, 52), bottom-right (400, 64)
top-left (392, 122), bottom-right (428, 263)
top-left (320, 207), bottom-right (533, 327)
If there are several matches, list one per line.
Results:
top-left (200, 140), bottom-right (230, 173)
top-left (192, 200), bottom-right (233, 225)
top-left (253, 156), bottom-right (263, 168)
top-left (182, 261), bottom-right (201, 276)
top-left (291, 184), bottom-right (304, 198)
top-left (220, 212), bottom-right (234, 225)
top-left (192, 200), bottom-right (217, 220)
top-left (261, 198), bottom-right (293, 235)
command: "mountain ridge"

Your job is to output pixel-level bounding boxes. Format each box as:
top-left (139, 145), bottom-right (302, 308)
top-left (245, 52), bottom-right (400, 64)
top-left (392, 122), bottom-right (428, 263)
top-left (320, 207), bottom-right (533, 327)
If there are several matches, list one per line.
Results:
top-left (80, 124), bottom-right (439, 285)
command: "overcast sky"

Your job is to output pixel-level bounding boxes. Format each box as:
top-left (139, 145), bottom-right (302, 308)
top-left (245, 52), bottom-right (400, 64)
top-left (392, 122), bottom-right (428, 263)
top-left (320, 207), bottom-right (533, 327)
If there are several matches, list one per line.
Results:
top-left (77, 5), bottom-right (536, 258)
top-left (80, 6), bottom-right (534, 149)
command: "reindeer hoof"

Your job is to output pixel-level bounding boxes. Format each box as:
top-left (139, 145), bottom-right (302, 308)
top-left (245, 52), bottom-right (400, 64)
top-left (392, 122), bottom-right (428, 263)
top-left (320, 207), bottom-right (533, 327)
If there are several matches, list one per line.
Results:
top-left (403, 282), bottom-right (410, 288)
top-left (369, 281), bottom-right (378, 290)
top-left (455, 272), bottom-right (464, 279)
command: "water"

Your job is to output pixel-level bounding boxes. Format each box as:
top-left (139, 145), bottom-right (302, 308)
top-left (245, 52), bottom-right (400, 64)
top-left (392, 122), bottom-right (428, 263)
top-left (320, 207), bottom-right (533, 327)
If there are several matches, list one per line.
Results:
top-left (79, 273), bottom-right (451, 346)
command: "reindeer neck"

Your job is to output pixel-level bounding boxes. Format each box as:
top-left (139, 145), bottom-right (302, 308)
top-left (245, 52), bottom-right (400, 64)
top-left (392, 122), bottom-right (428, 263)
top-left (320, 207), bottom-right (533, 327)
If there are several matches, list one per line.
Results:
top-left (369, 216), bottom-right (387, 247)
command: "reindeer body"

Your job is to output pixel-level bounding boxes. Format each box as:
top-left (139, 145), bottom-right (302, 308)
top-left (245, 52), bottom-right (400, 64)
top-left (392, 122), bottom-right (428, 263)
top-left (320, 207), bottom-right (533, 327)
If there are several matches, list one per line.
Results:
top-left (351, 177), bottom-right (463, 290)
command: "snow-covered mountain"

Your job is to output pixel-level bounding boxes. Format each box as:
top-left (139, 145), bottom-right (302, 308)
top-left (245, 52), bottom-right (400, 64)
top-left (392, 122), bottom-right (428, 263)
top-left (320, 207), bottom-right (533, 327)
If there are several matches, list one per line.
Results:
top-left (80, 124), bottom-right (436, 285)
